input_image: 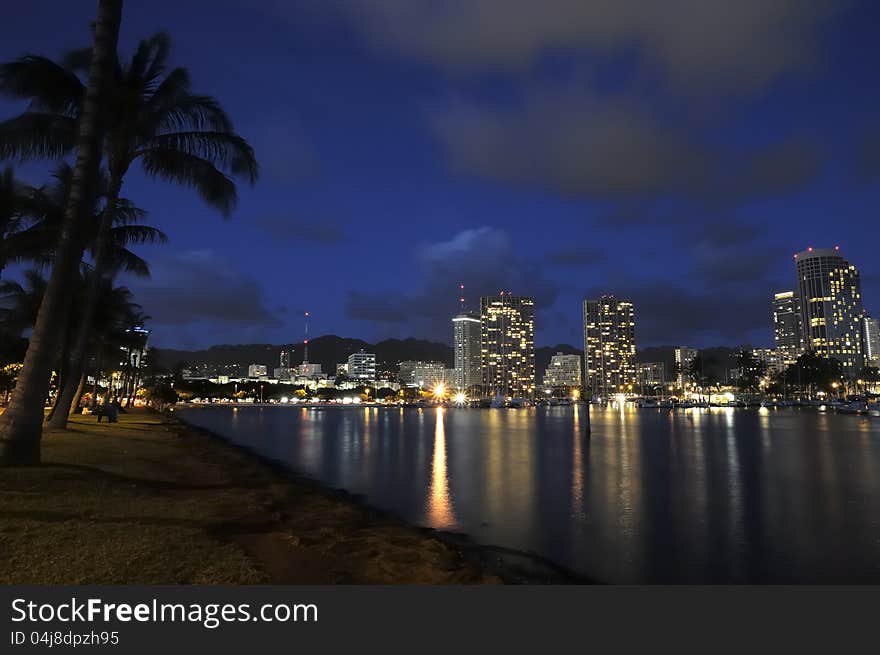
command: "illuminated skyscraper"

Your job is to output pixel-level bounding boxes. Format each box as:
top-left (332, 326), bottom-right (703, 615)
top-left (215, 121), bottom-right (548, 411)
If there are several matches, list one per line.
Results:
top-left (795, 247), bottom-right (865, 375)
top-left (542, 353), bottom-right (582, 389)
top-left (863, 316), bottom-right (880, 368)
top-left (452, 312), bottom-right (481, 392)
top-left (674, 346), bottom-right (698, 387)
top-left (480, 294), bottom-right (535, 398)
top-left (347, 350), bottom-right (376, 381)
top-left (584, 295), bottom-right (637, 398)
top-left (772, 291), bottom-right (803, 365)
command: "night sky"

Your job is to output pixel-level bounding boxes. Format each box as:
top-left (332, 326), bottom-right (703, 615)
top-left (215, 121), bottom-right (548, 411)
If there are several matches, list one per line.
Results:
top-left (2, 1), bottom-right (880, 351)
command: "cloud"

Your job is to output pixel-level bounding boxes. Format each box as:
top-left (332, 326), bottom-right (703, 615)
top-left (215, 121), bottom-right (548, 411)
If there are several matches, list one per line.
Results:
top-left (545, 246), bottom-right (606, 268)
top-left (306, 0), bottom-right (844, 94)
top-left (854, 123), bottom-right (880, 184)
top-left (430, 91), bottom-right (825, 217)
top-left (345, 227), bottom-right (560, 339)
top-left (130, 250), bottom-right (282, 329)
top-left (254, 215), bottom-right (347, 244)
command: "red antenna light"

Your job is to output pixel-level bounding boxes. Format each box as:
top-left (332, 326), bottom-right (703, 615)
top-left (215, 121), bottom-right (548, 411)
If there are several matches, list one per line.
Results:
top-left (808, 247), bottom-right (813, 252)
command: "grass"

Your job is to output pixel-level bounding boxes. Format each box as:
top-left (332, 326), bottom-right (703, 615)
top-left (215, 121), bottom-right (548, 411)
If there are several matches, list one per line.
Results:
top-left (0, 409), bottom-right (494, 584)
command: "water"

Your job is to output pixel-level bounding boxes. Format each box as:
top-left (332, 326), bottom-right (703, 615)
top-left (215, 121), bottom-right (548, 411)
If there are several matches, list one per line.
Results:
top-left (178, 404), bottom-right (880, 583)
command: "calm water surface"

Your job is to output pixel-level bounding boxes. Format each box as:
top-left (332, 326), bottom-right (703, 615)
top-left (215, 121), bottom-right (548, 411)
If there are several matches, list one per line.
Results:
top-left (178, 405), bottom-right (880, 583)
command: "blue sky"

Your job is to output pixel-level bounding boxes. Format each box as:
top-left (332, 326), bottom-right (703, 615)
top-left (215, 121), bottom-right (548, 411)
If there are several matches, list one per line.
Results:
top-left (2, 0), bottom-right (880, 350)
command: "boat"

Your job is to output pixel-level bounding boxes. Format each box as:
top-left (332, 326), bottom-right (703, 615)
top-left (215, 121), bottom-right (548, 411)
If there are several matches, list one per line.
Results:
top-left (659, 399), bottom-right (675, 409)
top-left (761, 400), bottom-right (779, 409)
top-left (837, 401), bottom-right (867, 415)
top-left (490, 393), bottom-right (506, 409)
top-left (637, 398), bottom-right (659, 408)
top-left (678, 400), bottom-right (694, 409)
top-left (869, 407), bottom-right (880, 418)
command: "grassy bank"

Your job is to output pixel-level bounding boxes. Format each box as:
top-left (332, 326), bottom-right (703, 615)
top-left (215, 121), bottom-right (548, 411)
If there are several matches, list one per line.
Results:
top-left (0, 409), bottom-right (496, 584)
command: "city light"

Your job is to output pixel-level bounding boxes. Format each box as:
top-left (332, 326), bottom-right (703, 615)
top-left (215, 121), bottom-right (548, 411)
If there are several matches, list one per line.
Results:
top-left (432, 382), bottom-right (447, 401)
top-left (453, 392), bottom-right (467, 406)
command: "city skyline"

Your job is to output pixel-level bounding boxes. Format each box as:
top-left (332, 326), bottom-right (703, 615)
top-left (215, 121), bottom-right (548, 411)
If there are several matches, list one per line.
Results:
top-left (2, 2), bottom-right (880, 351)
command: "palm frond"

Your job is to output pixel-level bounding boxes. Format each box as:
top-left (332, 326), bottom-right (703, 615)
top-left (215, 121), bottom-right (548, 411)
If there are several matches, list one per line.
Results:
top-left (109, 198), bottom-right (149, 226)
top-left (109, 224), bottom-right (168, 246)
top-left (0, 113), bottom-right (77, 160)
top-left (0, 55), bottom-right (84, 116)
top-left (155, 92), bottom-right (235, 133)
top-left (105, 247), bottom-right (151, 278)
top-left (143, 131), bottom-right (257, 182)
top-left (141, 149), bottom-right (237, 215)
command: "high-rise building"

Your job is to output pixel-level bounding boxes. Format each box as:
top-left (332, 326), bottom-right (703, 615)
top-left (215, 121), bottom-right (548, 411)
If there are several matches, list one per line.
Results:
top-left (480, 294), bottom-right (535, 398)
top-left (347, 350), bottom-right (376, 381)
top-left (772, 291), bottom-right (803, 365)
top-left (247, 364), bottom-right (268, 379)
top-left (863, 316), bottom-right (880, 368)
top-left (279, 349), bottom-right (290, 368)
top-left (452, 312), bottom-right (481, 392)
top-left (674, 347), bottom-right (698, 387)
top-left (795, 247), bottom-right (865, 375)
top-left (398, 360), bottom-right (446, 388)
top-left (584, 295), bottom-right (637, 397)
top-left (542, 353), bottom-right (582, 389)
top-left (637, 362), bottom-right (666, 392)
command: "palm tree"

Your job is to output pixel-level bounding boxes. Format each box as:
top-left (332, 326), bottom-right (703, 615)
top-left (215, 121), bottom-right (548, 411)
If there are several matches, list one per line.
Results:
top-left (0, 31), bottom-right (257, 436)
top-left (0, 0), bottom-right (123, 466)
top-left (29, 164), bottom-right (167, 426)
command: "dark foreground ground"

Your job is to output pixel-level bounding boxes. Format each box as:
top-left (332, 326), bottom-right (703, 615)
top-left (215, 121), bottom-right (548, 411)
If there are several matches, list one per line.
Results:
top-left (0, 409), bottom-right (505, 584)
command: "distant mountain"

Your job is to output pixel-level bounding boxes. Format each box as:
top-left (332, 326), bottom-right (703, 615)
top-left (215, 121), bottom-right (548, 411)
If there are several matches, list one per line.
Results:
top-left (155, 335), bottom-right (453, 375)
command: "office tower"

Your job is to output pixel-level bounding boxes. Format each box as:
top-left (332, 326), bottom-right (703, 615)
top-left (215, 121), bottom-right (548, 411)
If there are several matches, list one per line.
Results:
top-left (795, 247), bottom-right (865, 375)
top-left (247, 364), bottom-right (268, 379)
top-left (480, 294), bottom-right (536, 398)
top-left (584, 295), bottom-right (637, 398)
top-left (772, 291), bottom-right (803, 365)
top-left (542, 353), bottom-right (582, 389)
top-left (398, 361), bottom-right (446, 388)
top-left (636, 362), bottom-right (666, 393)
top-left (452, 312), bottom-right (482, 392)
top-left (274, 367), bottom-right (291, 381)
top-left (347, 350), bottom-right (377, 381)
top-left (863, 316), bottom-right (880, 368)
top-left (279, 349), bottom-right (290, 368)
top-left (674, 347), bottom-right (698, 387)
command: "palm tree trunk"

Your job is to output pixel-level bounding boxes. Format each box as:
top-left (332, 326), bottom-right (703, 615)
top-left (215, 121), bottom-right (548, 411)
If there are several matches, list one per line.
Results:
top-left (68, 372), bottom-right (86, 416)
top-left (47, 179), bottom-right (122, 429)
top-left (0, 0), bottom-right (123, 465)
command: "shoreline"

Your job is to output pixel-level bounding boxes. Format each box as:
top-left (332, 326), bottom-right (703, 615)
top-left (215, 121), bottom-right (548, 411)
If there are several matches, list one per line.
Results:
top-left (0, 408), bottom-right (590, 584)
top-left (176, 412), bottom-right (593, 585)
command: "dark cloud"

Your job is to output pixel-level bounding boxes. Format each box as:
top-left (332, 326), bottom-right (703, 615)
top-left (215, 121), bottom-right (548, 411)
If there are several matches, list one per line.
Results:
top-left (545, 246), bottom-right (606, 268)
top-left (254, 215), bottom-right (347, 244)
top-left (130, 250), bottom-right (282, 328)
top-left (430, 92), bottom-right (825, 213)
top-left (345, 227), bottom-right (560, 339)
top-left (854, 124), bottom-right (880, 184)
top-left (309, 0), bottom-right (843, 94)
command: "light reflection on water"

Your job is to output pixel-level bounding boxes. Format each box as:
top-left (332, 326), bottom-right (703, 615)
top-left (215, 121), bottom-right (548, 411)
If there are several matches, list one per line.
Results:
top-left (179, 405), bottom-right (880, 583)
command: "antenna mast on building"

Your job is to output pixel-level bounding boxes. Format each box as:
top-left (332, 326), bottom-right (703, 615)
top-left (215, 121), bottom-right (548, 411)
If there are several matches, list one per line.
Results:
top-left (303, 311), bottom-right (310, 364)
top-left (459, 284), bottom-right (465, 312)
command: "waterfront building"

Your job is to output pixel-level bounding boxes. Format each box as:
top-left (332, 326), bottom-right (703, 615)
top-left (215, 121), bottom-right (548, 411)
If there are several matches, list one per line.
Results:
top-left (636, 361), bottom-right (666, 394)
top-left (296, 362), bottom-right (323, 378)
top-left (347, 350), bottom-right (377, 381)
top-left (247, 364), bottom-right (268, 379)
top-left (480, 294), bottom-right (536, 398)
top-left (452, 312), bottom-right (482, 392)
top-left (752, 348), bottom-right (784, 375)
top-left (584, 295), bottom-right (637, 398)
top-left (273, 367), bottom-right (291, 381)
top-left (795, 247), bottom-right (865, 375)
top-left (772, 291), bottom-right (804, 365)
top-left (542, 353), bottom-right (582, 389)
top-left (863, 316), bottom-right (880, 368)
top-left (674, 347), bottom-right (698, 387)
top-left (398, 360), bottom-right (446, 388)
top-left (336, 363), bottom-right (349, 376)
